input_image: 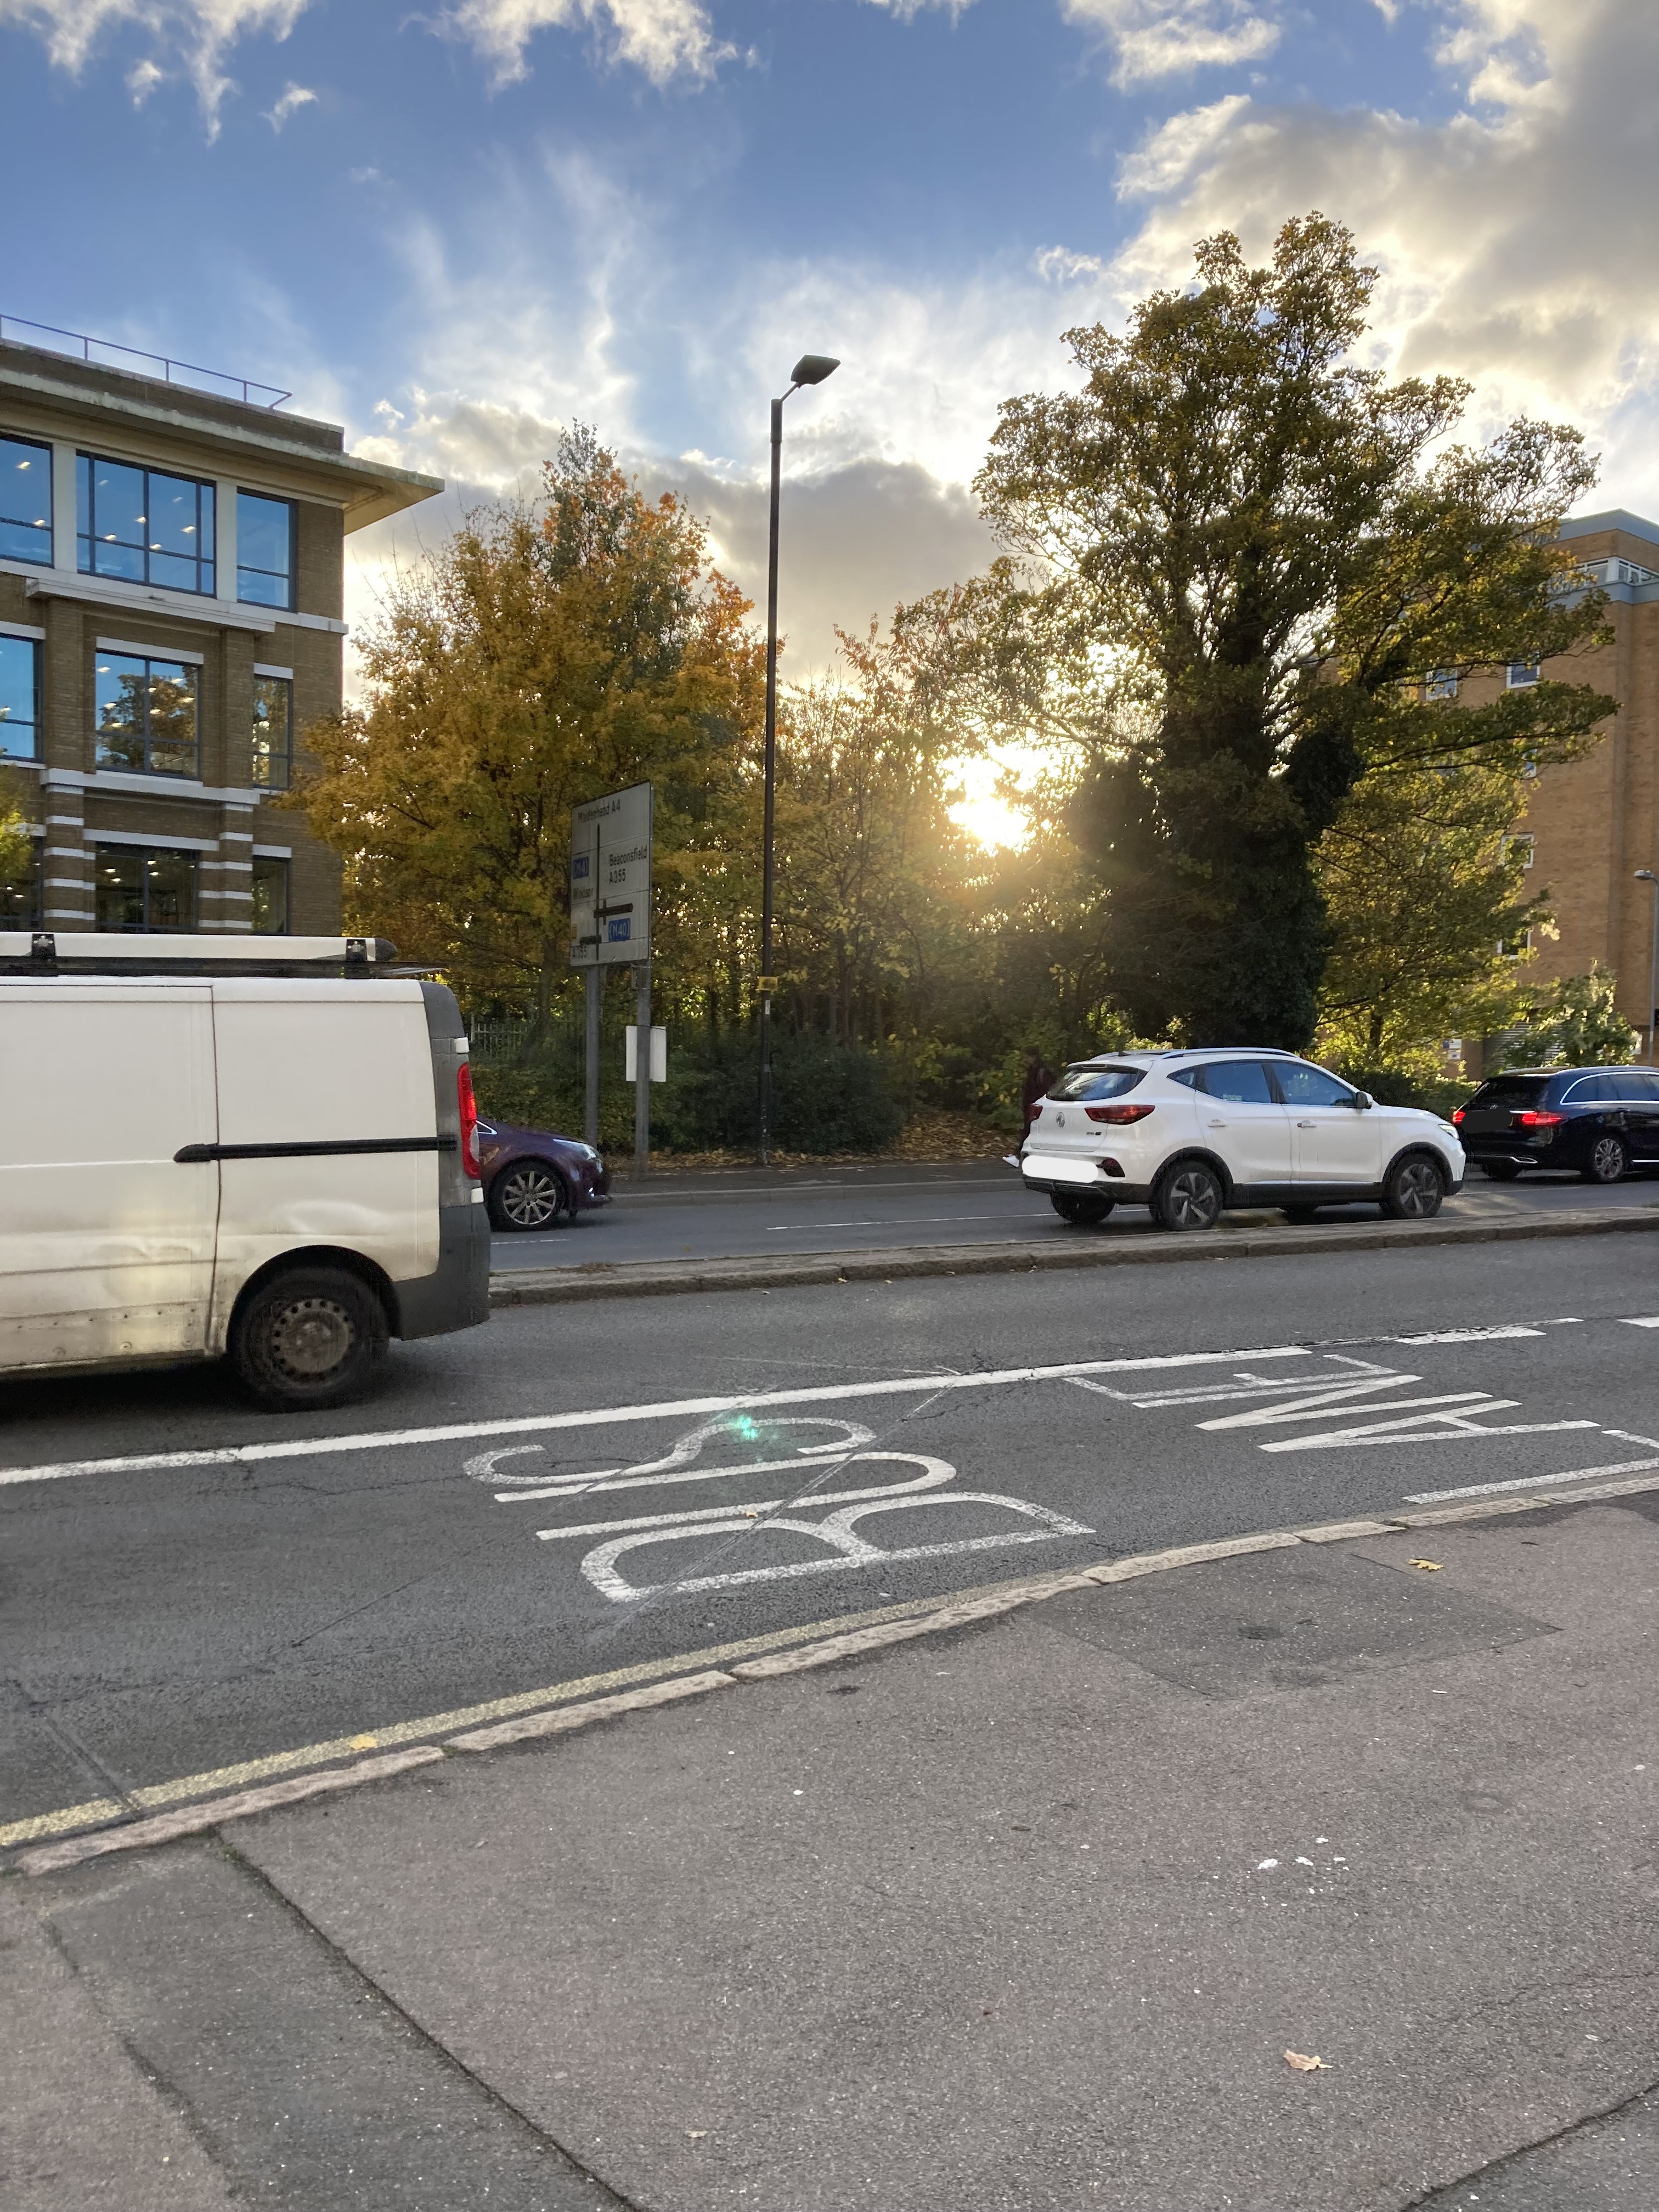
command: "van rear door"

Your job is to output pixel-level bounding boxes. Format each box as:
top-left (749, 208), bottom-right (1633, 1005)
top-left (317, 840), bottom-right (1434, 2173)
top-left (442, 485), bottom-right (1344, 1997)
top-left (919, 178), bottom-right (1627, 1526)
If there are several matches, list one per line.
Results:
top-left (0, 983), bottom-right (218, 1369)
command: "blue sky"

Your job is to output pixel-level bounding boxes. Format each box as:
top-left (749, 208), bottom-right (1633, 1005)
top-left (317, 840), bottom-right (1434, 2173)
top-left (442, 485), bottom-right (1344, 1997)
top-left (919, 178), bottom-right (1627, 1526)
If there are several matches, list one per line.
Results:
top-left (3, 1), bottom-right (1654, 675)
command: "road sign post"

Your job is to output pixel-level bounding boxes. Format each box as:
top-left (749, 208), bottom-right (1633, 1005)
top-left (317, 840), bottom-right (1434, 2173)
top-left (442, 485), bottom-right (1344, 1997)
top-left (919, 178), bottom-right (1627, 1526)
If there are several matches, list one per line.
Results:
top-left (569, 783), bottom-right (654, 1173)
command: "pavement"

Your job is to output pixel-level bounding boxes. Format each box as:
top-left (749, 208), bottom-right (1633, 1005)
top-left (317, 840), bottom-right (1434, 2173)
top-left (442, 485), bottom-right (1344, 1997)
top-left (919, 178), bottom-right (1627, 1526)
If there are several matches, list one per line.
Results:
top-left (5, 1483), bottom-right (1656, 2210)
top-left (488, 1158), bottom-right (1659, 1273)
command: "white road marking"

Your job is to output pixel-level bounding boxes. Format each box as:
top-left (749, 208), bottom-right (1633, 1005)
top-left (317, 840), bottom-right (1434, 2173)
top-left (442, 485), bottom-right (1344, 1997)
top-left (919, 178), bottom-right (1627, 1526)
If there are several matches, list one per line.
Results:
top-left (0, 1347), bottom-right (1319, 1488)
top-left (1621, 1317), bottom-right (1659, 1329)
top-left (764, 1214), bottom-right (1005, 1232)
top-left (533, 1451), bottom-right (957, 1540)
top-left (1199, 1386), bottom-right (1476, 1431)
top-left (1389, 1327), bottom-right (1545, 1344)
top-left (495, 1417), bottom-right (878, 1505)
top-left (1404, 1457), bottom-right (1659, 1503)
top-left (1262, 1412), bottom-right (1594, 1454)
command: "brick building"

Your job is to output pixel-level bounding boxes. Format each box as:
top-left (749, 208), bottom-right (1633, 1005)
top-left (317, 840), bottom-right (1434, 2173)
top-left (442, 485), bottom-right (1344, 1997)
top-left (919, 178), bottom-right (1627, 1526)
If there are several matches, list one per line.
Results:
top-left (0, 326), bottom-right (440, 935)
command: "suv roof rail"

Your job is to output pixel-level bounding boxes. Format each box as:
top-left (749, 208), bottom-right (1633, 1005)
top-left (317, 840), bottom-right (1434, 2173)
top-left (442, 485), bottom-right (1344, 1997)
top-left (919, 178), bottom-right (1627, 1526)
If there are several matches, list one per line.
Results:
top-left (1156, 1044), bottom-right (1300, 1058)
top-left (0, 931), bottom-right (402, 977)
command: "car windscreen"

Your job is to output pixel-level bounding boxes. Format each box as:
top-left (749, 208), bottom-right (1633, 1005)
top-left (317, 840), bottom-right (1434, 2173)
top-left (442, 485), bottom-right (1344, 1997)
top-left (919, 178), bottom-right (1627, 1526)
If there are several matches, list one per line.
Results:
top-left (1466, 1076), bottom-right (1550, 1110)
top-left (1047, 1066), bottom-right (1146, 1103)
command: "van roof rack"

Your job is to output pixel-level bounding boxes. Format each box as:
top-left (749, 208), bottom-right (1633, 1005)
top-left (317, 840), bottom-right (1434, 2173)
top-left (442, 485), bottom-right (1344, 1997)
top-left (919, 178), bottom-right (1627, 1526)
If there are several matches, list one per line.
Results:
top-left (0, 931), bottom-right (402, 977)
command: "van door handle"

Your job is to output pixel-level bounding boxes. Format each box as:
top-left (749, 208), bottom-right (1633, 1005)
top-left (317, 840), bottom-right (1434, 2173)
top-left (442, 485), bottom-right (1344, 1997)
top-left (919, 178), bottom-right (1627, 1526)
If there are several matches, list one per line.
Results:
top-left (1206, 1118), bottom-right (1226, 1128)
top-left (1296, 1120), bottom-right (1317, 1127)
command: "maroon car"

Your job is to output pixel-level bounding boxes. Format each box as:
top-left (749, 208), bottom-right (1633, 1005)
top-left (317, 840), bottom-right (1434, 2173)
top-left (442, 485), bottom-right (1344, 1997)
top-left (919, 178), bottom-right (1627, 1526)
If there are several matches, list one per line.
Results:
top-left (476, 1118), bottom-right (612, 1231)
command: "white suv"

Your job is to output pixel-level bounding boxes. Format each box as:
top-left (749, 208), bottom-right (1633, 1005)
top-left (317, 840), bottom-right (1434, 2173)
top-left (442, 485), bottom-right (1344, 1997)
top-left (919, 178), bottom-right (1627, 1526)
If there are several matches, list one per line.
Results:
top-left (1020, 1049), bottom-right (1465, 1230)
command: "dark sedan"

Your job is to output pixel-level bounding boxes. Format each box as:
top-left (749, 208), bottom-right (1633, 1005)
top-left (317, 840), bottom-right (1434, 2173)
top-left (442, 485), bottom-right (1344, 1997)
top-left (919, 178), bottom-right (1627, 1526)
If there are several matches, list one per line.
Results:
top-left (476, 1118), bottom-right (612, 1231)
top-left (1453, 1065), bottom-right (1659, 1183)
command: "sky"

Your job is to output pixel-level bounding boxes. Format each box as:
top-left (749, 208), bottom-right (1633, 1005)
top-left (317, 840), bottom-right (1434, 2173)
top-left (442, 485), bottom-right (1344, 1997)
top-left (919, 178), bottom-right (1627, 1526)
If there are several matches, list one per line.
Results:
top-left (4, 1), bottom-right (1657, 840)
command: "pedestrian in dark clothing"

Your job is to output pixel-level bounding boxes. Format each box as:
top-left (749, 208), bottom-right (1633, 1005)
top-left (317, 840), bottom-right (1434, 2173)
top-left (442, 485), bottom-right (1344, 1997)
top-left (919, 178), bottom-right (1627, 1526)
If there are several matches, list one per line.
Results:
top-left (1020, 1047), bottom-right (1057, 1139)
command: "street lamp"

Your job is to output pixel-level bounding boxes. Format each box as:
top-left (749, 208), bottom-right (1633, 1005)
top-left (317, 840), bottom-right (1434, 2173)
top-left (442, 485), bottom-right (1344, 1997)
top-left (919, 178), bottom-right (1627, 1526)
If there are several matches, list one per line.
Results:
top-left (1637, 870), bottom-right (1659, 1061)
top-left (759, 351), bottom-right (839, 1165)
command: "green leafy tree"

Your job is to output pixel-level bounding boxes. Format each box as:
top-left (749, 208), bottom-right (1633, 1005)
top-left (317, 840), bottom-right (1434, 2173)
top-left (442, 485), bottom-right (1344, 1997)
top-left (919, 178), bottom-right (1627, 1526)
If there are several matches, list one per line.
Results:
top-left (974, 212), bottom-right (1614, 1049)
top-left (1495, 963), bottom-right (1639, 1069)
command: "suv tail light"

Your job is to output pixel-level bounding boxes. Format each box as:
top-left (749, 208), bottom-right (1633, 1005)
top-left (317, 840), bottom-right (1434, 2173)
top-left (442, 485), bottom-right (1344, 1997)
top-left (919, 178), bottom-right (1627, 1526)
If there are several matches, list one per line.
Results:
top-left (457, 1062), bottom-right (482, 1179)
top-left (1085, 1102), bottom-right (1155, 1124)
top-left (1513, 1109), bottom-right (1564, 1129)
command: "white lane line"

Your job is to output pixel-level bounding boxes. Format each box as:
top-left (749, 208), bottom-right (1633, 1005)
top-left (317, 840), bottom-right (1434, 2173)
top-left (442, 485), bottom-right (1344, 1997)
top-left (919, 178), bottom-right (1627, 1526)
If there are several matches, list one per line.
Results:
top-left (1389, 1326), bottom-right (1546, 1344)
top-left (0, 1346), bottom-right (1316, 1489)
top-left (1406, 1457), bottom-right (1659, 1503)
top-left (1621, 1317), bottom-right (1659, 1329)
top-left (765, 1214), bottom-right (1007, 1232)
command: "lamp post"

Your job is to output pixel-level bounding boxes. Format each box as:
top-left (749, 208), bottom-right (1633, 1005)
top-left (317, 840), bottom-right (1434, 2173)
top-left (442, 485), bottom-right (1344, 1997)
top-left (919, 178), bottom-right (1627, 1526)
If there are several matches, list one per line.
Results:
top-left (1637, 870), bottom-right (1659, 1062)
top-left (759, 351), bottom-right (839, 1165)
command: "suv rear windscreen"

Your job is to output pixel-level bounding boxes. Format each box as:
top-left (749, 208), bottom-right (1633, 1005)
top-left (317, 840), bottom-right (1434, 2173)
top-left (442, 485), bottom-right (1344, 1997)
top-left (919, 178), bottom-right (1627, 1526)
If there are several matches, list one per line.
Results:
top-left (1465, 1076), bottom-right (1551, 1111)
top-left (1048, 1066), bottom-right (1146, 1103)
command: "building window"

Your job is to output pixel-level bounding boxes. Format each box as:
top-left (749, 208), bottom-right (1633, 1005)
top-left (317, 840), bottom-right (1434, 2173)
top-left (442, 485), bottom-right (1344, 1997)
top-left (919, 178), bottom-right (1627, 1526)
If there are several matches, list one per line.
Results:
top-left (1506, 659), bottom-right (1541, 689)
top-left (237, 492), bottom-right (295, 609)
top-left (251, 854), bottom-right (289, 933)
top-left (1425, 668), bottom-right (1458, 701)
top-left (0, 831), bottom-right (42, 925)
top-left (1500, 929), bottom-right (1532, 960)
top-left (0, 436), bottom-right (52, 565)
top-left (251, 673), bottom-right (292, 788)
top-left (94, 844), bottom-right (198, 932)
top-left (77, 453), bottom-right (215, 595)
top-left (0, 634), bottom-right (40, 758)
top-left (94, 651), bottom-right (198, 777)
top-left (1502, 833), bottom-right (1535, 870)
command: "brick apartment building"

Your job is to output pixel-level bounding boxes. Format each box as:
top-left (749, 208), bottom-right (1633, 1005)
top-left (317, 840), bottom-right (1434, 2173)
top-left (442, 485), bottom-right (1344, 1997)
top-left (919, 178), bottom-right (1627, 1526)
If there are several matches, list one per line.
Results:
top-left (0, 324), bottom-right (440, 936)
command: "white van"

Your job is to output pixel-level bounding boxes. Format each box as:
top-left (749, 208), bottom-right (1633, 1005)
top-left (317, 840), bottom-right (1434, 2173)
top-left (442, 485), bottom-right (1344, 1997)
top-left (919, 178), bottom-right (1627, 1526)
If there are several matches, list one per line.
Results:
top-left (0, 933), bottom-right (491, 1407)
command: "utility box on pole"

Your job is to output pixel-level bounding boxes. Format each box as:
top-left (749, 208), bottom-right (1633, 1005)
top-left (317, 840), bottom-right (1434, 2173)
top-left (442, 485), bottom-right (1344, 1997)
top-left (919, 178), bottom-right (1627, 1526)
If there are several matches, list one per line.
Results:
top-left (568, 783), bottom-right (654, 1170)
top-left (625, 1025), bottom-right (667, 1083)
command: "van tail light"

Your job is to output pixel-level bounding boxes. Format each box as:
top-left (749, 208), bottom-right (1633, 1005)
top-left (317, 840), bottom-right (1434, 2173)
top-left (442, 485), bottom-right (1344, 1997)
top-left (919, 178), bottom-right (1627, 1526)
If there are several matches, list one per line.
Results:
top-left (1085, 1102), bottom-right (1155, 1124)
top-left (457, 1063), bottom-right (482, 1178)
top-left (1513, 1109), bottom-right (1564, 1129)
top-left (1451, 1106), bottom-right (1465, 1125)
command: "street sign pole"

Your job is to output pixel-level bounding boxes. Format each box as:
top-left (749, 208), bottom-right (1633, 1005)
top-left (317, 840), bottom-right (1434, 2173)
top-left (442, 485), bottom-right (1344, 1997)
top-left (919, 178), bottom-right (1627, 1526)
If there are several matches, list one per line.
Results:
top-left (584, 967), bottom-right (601, 1147)
top-left (569, 781), bottom-right (654, 1168)
top-left (633, 960), bottom-right (651, 1181)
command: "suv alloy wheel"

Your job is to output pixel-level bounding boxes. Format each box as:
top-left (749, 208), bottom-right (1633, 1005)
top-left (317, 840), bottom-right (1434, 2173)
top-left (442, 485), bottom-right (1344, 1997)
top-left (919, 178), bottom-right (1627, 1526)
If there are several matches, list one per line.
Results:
top-left (1154, 1160), bottom-right (1224, 1231)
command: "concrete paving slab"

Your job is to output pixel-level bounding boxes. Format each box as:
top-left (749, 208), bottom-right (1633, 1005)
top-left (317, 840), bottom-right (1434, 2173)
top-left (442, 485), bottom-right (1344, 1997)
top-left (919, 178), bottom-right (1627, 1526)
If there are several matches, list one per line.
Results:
top-left (221, 1499), bottom-right (1659, 2212)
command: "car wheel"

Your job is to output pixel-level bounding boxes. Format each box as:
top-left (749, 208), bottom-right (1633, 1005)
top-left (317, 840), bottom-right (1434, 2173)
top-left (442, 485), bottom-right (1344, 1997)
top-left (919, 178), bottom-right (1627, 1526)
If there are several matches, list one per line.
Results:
top-left (488, 1159), bottom-right (569, 1231)
top-left (1153, 1160), bottom-right (1224, 1232)
top-left (1583, 1133), bottom-right (1630, 1185)
top-left (1051, 1190), bottom-right (1116, 1226)
top-left (1381, 1154), bottom-right (1445, 1220)
top-left (1481, 1161), bottom-right (1522, 1182)
top-left (229, 1265), bottom-right (388, 1410)
top-left (1283, 1205), bottom-right (1319, 1225)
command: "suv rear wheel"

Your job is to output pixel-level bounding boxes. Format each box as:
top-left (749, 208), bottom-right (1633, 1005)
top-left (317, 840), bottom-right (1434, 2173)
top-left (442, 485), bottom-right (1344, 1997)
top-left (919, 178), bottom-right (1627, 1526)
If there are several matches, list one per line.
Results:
top-left (1481, 1161), bottom-right (1522, 1182)
top-left (1381, 1154), bottom-right (1445, 1220)
top-left (1051, 1191), bottom-right (1115, 1227)
top-left (229, 1265), bottom-right (388, 1409)
top-left (1153, 1160), bottom-right (1224, 1232)
top-left (1583, 1134), bottom-right (1629, 1185)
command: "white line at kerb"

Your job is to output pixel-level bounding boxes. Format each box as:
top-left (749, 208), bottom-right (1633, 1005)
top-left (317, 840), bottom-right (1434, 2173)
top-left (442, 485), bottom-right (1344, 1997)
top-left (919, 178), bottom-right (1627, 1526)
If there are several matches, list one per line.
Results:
top-left (0, 1346), bottom-right (1320, 1490)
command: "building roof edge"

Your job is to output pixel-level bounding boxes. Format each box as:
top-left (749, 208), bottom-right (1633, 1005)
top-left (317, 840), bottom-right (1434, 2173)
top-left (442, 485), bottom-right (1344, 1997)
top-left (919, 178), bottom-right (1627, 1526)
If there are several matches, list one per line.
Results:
top-left (1558, 508), bottom-right (1659, 550)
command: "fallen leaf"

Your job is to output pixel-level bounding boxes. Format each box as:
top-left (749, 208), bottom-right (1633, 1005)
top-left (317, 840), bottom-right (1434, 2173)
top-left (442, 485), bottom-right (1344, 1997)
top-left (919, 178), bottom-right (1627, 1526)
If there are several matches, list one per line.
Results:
top-left (686, 2129), bottom-right (708, 2140)
top-left (1284, 2050), bottom-right (1331, 2072)
top-left (1409, 1559), bottom-right (1443, 1572)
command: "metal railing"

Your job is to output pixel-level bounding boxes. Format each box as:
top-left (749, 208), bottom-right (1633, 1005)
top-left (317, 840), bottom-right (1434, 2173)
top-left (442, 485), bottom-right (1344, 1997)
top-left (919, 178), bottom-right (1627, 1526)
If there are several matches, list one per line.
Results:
top-left (0, 314), bottom-right (291, 409)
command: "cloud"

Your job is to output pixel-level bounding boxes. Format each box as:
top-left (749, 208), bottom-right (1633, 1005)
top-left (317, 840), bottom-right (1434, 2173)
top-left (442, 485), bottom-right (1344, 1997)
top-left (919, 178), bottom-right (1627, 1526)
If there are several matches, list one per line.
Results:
top-left (1061, 0), bottom-right (1280, 88)
top-left (262, 77), bottom-right (315, 127)
top-left (439, 0), bottom-right (733, 87)
top-left (1097, 0), bottom-right (1659, 513)
top-left (0, 0), bottom-right (308, 132)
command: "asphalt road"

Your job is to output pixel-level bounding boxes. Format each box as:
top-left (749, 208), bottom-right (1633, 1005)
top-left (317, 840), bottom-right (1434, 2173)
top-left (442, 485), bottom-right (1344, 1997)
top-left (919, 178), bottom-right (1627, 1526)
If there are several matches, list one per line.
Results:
top-left (5, 1230), bottom-right (1659, 1848)
top-left (490, 1156), bottom-right (1659, 1269)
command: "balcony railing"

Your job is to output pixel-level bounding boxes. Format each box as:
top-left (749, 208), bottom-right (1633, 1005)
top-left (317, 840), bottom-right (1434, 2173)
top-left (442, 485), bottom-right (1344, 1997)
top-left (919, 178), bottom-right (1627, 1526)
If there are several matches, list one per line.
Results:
top-left (0, 313), bottom-right (291, 409)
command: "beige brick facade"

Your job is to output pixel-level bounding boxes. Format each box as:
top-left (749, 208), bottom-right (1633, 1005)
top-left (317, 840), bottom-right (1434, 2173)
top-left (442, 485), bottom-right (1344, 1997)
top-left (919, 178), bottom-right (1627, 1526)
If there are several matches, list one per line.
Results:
top-left (0, 337), bottom-right (439, 937)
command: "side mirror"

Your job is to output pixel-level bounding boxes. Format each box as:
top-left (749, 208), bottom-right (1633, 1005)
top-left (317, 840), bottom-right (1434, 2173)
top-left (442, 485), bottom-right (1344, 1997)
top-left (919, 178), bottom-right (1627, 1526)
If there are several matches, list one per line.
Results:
top-left (1354, 1091), bottom-right (1374, 1110)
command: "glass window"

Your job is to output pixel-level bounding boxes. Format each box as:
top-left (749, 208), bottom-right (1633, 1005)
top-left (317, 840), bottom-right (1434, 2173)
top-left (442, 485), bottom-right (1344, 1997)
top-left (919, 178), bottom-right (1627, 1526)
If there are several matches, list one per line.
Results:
top-left (0, 436), bottom-right (52, 565)
top-left (251, 855), bottom-right (289, 934)
top-left (77, 453), bottom-right (215, 594)
top-left (1507, 660), bottom-right (1541, 689)
top-left (251, 674), bottom-right (292, 788)
top-left (1562, 1074), bottom-right (1613, 1104)
top-left (237, 492), bottom-right (295, 608)
top-left (1275, 1063), bottom-right (1357, 1108)
top-left (1502, 833), bottom-right (1534, 869)
top-left (0, 830), bottom-right (41, 925)
top-left (0, 634), bottom-right (40, 759)
top-left (94, 651), bottom-right (198, 777)
top-left (1047, 1066), bottom-right (1146, 1103)
top-left (1195, 1060), bottom-right (1276, 1103)
top-left (1467, 1076), bottom-right (1549, 1109)
top-left (93, 845), bottom-right (198, 932)
top-left (1425, 668), bottom-right (1458, 701)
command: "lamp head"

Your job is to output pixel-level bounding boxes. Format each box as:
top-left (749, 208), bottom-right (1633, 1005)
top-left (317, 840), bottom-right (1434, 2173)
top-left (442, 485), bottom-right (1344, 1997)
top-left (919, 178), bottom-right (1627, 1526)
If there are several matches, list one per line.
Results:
top-left (1637, 870), bottom-right (1659, 884)
top-left (789, 354), bottom-right (840, 388)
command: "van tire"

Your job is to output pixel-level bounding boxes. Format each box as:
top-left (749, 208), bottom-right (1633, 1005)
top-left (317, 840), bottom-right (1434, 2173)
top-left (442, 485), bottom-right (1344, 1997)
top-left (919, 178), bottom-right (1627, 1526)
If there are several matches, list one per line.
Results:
top-left (229, 1266), bottom-right (389, 1409)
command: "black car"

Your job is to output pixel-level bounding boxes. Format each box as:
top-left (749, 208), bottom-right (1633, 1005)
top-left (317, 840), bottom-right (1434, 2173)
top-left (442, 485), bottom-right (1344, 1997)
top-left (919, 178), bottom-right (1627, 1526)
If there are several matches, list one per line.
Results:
top-left (1454, 1066), bottom-right (1659, 1183)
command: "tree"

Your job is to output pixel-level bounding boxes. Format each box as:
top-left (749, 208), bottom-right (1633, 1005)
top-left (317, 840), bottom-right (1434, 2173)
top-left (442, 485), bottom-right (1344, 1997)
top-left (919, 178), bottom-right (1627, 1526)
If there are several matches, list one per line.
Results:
top-left (975, 213), bottom-right (1613, 1049)
top-left (1494, 963), bottom-right (1639, 1069)
top-left (284, 427), bottom-right (765, 1032)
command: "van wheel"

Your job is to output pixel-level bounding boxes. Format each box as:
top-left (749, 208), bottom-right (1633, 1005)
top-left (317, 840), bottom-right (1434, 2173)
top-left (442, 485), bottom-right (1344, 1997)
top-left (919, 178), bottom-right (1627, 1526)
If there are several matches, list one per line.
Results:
top-left (1051, 1191), bottom-right (1115, 1226)
top-left (229, 1266), bottom-right (388, 1409)
top-left (1381, 1155), bottom-right (1445, 1220)
top-left (1153, 1161), bottom-right (1224, 1231)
